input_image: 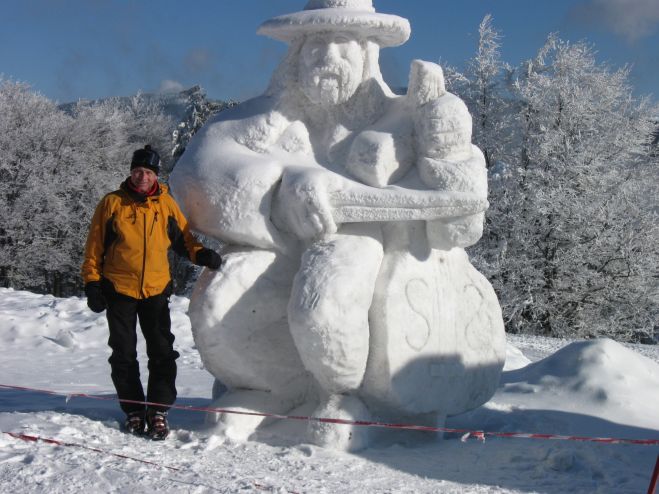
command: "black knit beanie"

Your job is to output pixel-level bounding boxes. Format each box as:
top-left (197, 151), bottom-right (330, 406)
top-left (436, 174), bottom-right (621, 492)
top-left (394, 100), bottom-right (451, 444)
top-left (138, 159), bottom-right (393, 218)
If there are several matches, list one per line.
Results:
top-left (131, 145), bottom-right (160, 174)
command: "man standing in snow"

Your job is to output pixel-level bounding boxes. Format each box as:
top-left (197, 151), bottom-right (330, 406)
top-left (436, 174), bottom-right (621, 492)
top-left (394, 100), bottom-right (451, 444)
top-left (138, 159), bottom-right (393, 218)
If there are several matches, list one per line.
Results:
top-left (81, 145), bottom-right (222, 440)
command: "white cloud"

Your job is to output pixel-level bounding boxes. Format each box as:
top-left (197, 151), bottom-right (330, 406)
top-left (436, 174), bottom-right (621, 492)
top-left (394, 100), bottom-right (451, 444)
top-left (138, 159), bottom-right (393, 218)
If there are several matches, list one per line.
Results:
top-left (570, 0), bottom-right (659, 42)
top-left (184, 48), bottom-right (213, 72)
top-left (158, 79), bottom-right (185, 93)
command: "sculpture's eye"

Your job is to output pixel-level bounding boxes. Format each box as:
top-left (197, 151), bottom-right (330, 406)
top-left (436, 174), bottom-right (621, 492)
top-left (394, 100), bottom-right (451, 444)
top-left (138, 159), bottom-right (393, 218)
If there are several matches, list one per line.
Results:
top-left (303, 38), bottom-right (325, 60)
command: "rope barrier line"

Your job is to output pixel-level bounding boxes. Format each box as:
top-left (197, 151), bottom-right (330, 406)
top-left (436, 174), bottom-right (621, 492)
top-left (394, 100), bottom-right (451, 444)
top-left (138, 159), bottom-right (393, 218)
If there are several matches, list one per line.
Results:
top-left (2, 383), bottom-right (659, 446)
top-left (3, 431), bottom-right (180, 471)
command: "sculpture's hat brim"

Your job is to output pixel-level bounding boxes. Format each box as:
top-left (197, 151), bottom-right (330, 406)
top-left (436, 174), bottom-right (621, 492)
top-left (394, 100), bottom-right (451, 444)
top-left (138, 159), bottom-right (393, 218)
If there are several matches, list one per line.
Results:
top-left (258, 9), bottom-right (411, 47)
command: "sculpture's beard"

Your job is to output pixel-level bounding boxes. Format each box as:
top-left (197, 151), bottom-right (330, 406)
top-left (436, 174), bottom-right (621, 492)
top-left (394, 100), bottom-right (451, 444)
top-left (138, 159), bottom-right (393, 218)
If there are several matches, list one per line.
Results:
top-left (300, 61), bottom-right (362, 108)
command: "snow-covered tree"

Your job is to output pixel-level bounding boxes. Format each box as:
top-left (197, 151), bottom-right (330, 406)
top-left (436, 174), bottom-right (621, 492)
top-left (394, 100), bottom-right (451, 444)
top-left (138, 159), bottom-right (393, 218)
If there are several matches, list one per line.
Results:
top-left (171, 85), bottom-right (235, 163)
top-left (0, 79), bottom-right (74, 293)
top-left (448, 15), bottom-right (514, 170)
top-left (0, 78), bottom-right (238, 296)
top-left (481, 36), bottom-right (658, 341)
top-left (0, 80), bottom-right (175, 295)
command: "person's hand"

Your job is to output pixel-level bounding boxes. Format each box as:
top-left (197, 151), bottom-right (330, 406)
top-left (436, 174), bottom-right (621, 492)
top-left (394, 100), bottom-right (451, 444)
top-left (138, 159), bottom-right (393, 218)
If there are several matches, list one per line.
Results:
top-left (196, 248), bottom-right (222, 270)
top-left (85, 281), bottom-right (106, 313)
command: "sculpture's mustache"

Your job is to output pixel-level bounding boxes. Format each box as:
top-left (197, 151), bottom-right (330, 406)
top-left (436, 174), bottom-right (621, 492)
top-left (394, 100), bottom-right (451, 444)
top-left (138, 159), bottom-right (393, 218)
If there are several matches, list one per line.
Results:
top-left (308, 62), bottom-right (352, 86)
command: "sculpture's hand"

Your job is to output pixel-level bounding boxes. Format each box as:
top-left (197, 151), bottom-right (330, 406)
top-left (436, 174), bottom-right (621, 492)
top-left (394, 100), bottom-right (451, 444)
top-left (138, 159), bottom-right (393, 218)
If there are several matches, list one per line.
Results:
top-left (407, 59), bottom-right (446, 107)
top-left (273, 169), bottom-right (338, 240)
top-left (407, 61), bottom-right (473, 165)
top-left (415, 93), bottom-right (473, 165)
top-left (417, 150), bottom-right (487, 195)
top-left (427, 213), bottom-right (485, 250)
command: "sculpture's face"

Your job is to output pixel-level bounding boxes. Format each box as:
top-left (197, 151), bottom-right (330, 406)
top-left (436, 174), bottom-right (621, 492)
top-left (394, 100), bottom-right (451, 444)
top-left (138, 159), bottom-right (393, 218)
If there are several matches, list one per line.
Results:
top-left (299, 32), bottom-right (365, 108)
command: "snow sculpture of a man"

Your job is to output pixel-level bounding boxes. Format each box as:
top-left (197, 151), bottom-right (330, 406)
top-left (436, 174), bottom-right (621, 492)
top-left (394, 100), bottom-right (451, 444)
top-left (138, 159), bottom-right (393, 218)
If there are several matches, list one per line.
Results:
top-left (170, 0), bottom-right (506, 450)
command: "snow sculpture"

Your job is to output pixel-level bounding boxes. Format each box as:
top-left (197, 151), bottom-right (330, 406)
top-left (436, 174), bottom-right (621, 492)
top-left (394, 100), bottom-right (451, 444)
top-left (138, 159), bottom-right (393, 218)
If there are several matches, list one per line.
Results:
top-left (170, 0), bottom-right (506, 450)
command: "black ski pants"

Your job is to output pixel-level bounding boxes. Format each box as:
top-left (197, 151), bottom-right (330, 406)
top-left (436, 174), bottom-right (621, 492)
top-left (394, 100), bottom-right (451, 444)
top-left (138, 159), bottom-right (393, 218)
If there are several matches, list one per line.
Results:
top-left (102, 280), bottom-right (179, 415)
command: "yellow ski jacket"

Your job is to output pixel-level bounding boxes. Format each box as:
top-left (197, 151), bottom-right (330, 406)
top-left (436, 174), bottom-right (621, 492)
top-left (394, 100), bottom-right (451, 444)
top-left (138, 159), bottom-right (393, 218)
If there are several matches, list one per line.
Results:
top-left (82, 180), bottom-right (203, 299)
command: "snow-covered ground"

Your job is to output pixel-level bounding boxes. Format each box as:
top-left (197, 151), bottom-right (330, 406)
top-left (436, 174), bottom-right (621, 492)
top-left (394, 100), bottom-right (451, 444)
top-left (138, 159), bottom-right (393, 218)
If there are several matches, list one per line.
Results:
top-left (0, 287), bottom-right (657, 493)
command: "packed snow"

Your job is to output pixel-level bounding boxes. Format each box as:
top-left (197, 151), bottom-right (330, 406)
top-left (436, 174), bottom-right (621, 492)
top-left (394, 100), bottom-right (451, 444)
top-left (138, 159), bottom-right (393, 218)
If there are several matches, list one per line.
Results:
top-left (0, 288), bottom-right (657, 493)
top-left (170, 0), bottom-right (506, 450)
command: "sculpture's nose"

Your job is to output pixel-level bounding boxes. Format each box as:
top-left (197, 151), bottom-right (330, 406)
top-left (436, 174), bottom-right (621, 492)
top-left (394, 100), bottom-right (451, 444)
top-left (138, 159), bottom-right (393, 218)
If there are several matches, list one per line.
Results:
top-left (319, 42), bottom-right (341, 64)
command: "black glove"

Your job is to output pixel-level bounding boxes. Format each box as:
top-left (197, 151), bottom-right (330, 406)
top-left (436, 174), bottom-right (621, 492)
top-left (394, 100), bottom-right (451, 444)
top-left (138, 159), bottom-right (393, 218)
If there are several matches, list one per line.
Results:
top-left (196, 248), bottom-right (222, 270)
top-left (85, 281), bottom-right (106, 313)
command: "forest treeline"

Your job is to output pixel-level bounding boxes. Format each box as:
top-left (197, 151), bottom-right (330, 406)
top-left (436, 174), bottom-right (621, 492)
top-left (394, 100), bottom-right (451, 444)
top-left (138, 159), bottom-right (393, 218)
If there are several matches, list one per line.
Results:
top-left (0, 17), bottom-right (656, 342)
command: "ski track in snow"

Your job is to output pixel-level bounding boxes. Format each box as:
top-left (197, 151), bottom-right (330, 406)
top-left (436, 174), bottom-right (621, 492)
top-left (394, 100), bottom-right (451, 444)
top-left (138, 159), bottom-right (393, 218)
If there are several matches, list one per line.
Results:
top-left (0, 288), bottom-right (657, 493)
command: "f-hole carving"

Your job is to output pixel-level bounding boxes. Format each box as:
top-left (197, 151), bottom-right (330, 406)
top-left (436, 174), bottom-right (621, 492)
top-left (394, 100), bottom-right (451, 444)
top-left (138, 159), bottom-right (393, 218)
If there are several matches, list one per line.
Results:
top-left (405, 278), bottom-right (433, 351)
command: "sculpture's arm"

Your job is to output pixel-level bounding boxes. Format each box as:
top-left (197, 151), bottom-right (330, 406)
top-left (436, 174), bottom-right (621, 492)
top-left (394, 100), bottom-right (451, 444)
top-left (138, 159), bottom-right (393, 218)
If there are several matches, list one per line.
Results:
top-left (328, 181), bottom-right (488, 224)
top-left (272, 163), bottom-right (488, 240)
top-left (170, 119), bottom-right (290, 251)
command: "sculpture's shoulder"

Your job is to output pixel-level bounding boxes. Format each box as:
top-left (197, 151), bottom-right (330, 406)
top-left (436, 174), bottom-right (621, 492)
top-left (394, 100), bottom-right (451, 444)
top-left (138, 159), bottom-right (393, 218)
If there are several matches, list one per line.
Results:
top-left (198, 95), bottom-right (311, 156)
top-left (199, 95), bottom-right (277, 137)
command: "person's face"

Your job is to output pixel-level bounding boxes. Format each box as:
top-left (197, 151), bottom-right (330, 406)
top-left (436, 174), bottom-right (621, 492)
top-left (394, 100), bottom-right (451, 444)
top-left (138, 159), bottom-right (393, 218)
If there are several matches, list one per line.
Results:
top-left (130, 167), bottom-right (158, 193)
top-left (299, 32), bottom-right (365, 108)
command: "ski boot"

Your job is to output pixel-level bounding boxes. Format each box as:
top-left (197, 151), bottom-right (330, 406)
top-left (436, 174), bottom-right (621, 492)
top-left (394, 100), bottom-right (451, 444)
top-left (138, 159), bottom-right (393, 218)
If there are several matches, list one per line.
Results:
top-left (146, 409), bottom-right (170, 440)
top-left (124, 411), bottom-right (146, 436)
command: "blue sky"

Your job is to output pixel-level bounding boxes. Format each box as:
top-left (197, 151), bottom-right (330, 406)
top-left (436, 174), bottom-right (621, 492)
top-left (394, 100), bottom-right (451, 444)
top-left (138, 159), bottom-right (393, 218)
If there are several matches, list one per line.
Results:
top-left (2, 0), bottom-right (658, 103)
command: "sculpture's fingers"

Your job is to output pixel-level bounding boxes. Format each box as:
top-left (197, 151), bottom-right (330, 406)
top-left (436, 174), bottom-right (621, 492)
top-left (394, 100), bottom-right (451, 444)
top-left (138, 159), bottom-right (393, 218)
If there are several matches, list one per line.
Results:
top-left (318, 209), bottom-right (337, 236)
top-left (307, 212), bottom-right (324, 237)
top-left (408, 60), bottom-right (446, 106)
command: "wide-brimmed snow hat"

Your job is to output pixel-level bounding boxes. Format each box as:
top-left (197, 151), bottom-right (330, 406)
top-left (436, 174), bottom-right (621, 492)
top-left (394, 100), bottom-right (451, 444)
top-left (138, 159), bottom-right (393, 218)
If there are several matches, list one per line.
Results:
top-left (257, 0), bottom-right (411, 48)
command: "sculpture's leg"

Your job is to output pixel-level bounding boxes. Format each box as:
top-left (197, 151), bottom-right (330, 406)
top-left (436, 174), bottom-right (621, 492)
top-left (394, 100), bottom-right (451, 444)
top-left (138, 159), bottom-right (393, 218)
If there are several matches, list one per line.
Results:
top-left (189, 248), bottom-right (310, 439)
top-left (205, 388), bottom-right (305, 441)
top-left (288, 223), bottom-right (383, 393)
top-left (288, 223), bottom-right (383, 450)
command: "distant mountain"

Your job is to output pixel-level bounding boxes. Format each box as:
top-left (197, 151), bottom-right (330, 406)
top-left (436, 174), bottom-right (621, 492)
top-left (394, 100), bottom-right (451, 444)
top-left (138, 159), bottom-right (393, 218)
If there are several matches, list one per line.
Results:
top-left (59, 85), bottom-right (228, 124)
top-left (59, 86), bottom-right (237, 172)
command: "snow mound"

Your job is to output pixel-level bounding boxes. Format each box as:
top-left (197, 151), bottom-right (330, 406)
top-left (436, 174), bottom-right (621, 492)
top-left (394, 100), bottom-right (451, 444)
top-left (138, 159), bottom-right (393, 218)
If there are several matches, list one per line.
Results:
top-left (0, 288), bottom-right (195, 351)
top-left (503, 342), bottom-right (532, 371)
top-left (0, 289), bottom-right (102, 350)
top-left (501, 338), bottom-right (659, 430)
